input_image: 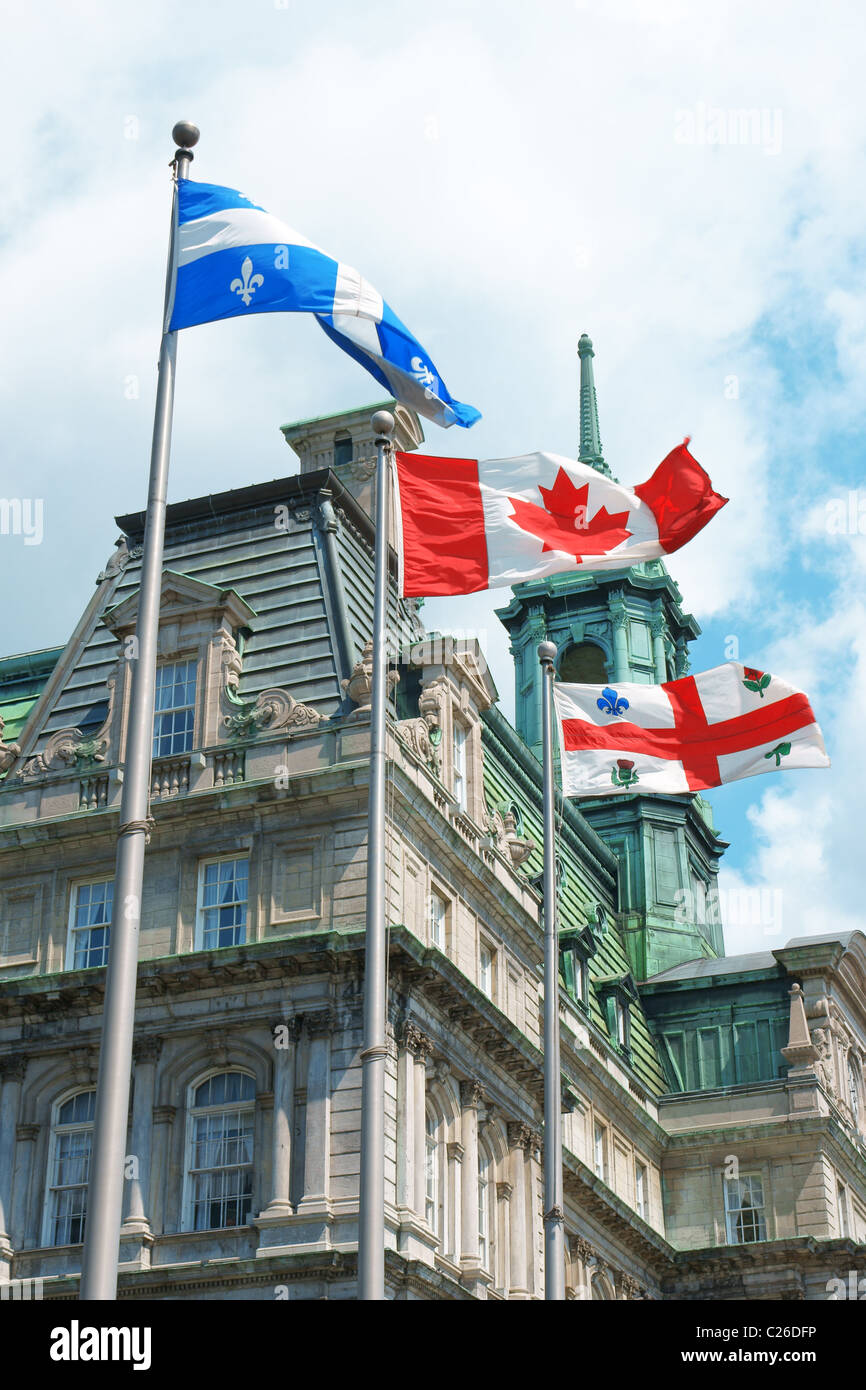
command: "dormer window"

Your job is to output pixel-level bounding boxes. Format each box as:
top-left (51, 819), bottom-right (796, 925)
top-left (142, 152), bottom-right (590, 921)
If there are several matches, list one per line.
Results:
top-left (153, 659), bottom-right (197, 757)
top-left (558, 924), bottom-right (598, 1012)
top-left (596, 973), bottom-right (640, 1059)
top-left (453, 720), bottom-right (468, 812)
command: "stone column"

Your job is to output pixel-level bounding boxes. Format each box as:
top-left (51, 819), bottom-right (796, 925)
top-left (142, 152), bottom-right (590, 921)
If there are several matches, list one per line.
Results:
top-left (12, 1123), bottom-right (39, 1251)
top-left (397, 1022), bottom-right (431, 1220)
top-left (507, 1122), bottom-right (531, 1298)
top-left (526, 1129), bottom-right (544, 1296)
top-left (651, 617), bottom-right (668, 683)
top-left (298, 1010), bottom-right (333, 1212)
top-left (496, 1181), bottom-right (513, 1294)
top-left (447, 1141), bottom-right (463, 1257)
top-left (149, 1105), bottom-right (176, 1236)
top-left (0, 1057), bottom-right (26, 1273)
top-left (122, 1037), bottom-right (162, 1234)
top-left (460, 1081), bottom-right (483, 1270)
top-left (611, 606), bottom-right (630, 682)
top-left (413, 1037), bottom-right (433, 1219)
top-left (261, 1018), bottom-right (298, 1216)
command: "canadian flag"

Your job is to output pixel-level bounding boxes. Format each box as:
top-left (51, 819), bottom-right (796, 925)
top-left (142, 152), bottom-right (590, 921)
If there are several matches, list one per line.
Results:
top-left (553, 663), bottom-right (830, 797)
top-left (393, 440), bottom-right (727, 596)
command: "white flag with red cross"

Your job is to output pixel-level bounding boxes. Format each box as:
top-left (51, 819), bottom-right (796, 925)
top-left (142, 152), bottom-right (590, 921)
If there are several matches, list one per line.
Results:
top-left (553, 662), bottom-right (830, 797)
top-left (393, 439), bottom-right (726, 596)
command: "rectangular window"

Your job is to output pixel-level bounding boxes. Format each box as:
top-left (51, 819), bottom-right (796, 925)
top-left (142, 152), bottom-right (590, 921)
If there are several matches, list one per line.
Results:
top-left (67, 880), bottom-right (114, 970)
top-left (635, 1160), bottom-right (648, 1220)
top-left (46, 1092), bottom-right (96, 1246)
top-left (724, 1174), bottom-right (767, 1244)
top-left (153, 658), bottom-right (197, 757)
top-left (593, 1122), bottom-right (608, 1182)
top-left (453, 722), bottom-right (467, 812)
top-left (574, 955), bottom-right (586, 1006)
top-left (429, 889), bottom-right (447, 950)
top-left (838, 1182), bottom-right (850, 1238)
top-left (197, 858), bottom-right (249, 951)
top-left (613, 996), bottom-right (628, 1048)
top-left (479, 941), bottom-right (494, 998)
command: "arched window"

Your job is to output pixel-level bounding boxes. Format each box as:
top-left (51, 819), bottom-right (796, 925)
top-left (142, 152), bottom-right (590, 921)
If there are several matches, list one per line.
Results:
top-left (591, 1271), bottom-right (615, 1300)
top-left (848, 1056), bottom-right (861, 1125)
top-left (185, 1071), bottom-right (255, 1232)
top-left (559, 642), bottom-right (608, 684)
top-left (425, 1102), bottom-right (444, 1242)
top-left (478, 1143), bottom-right (493, 1271)
top-left (44, 1090), bottom-right (96, 1247)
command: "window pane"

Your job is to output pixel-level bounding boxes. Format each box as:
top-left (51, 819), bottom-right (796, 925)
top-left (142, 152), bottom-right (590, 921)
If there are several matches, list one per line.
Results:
top-left (153, 660), bottom-right (197, 756)
top-left (188, 1074), bottom-right (255, 1232)
top-left (200, 858), bottom-right (248, 950)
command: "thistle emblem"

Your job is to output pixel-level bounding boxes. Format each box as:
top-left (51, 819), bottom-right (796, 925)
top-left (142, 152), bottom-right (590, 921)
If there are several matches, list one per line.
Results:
top-left (230, 256), bottom-right (264, 307)
top-left (611, 758), bottom-right (639, 788)
top-left (764, 742), bottom-right (791, 767)
top-left (597, 686), bottom-right (629, 717)
top-left (743, 667), bottom-right (771, 698)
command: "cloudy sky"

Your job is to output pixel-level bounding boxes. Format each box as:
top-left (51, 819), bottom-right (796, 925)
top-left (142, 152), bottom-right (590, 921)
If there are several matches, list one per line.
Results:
top-left (3, 0), bottom-right (864, 955)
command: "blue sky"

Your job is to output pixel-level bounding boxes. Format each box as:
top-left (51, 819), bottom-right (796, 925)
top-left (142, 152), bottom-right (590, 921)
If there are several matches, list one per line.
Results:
top-left (2, 0), bottom-right (864, 954)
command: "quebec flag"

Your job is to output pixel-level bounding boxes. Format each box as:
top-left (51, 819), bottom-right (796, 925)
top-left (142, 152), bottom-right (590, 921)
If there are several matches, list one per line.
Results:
top-left (167, 179), bottom-right (481, 430)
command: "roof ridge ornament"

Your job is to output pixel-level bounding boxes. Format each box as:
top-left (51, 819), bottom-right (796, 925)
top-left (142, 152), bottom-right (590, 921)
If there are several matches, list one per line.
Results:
top-left (577, 333), bottom-right (613, 479)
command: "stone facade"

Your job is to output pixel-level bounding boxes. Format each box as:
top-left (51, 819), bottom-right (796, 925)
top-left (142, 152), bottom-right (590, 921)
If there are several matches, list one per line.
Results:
top-left (0, 397), bottom-right (863, 1301)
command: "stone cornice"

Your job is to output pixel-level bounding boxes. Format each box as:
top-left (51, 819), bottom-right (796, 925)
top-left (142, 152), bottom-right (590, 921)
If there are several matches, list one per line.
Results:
top-left (562, 1147), bottom-right (675, 1275)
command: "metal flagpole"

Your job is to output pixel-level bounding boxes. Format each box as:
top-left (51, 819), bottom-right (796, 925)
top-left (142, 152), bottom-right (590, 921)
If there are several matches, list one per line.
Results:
top-left (538, 640), bottom-right (565, 1300)
top-left (357, 409), bottom-right (395, 1301)
top-left (80, 121), bottom-right (199, 1301)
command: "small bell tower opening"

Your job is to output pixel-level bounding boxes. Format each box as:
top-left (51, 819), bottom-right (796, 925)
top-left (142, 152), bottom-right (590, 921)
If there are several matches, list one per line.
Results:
top-left (559, 641), bottom-right (608, 684)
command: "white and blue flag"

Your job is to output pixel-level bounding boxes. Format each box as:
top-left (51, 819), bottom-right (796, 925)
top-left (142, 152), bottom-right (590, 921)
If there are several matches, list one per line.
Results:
top-left (167, 179), bottom-right (480, 430)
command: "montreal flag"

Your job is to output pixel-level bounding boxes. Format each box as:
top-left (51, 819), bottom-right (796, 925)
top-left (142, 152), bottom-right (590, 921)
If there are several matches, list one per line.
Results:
top-left (553, 662), bottom-right (830, 798)
top-left (394, 440), bottom-right (726, 596)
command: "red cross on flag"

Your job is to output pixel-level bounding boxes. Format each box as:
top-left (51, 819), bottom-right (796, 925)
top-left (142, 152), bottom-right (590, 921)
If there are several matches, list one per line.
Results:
top-left (554, 663), bottom-right (829, 797)
top-left (393, 439), bottom-right (726, 596)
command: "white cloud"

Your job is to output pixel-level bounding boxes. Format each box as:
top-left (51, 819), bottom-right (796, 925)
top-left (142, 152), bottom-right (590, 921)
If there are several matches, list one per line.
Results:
top-left (4, 0), bottom-right (866, 950)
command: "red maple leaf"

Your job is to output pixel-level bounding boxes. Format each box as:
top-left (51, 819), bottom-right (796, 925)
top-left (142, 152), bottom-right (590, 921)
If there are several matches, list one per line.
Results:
top-left (508, 468), bottom-right (632, 560)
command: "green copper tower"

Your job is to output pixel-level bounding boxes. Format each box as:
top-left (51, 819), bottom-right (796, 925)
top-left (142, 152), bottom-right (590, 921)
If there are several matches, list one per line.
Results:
top-left (497, 335), bottom-right (727, 979)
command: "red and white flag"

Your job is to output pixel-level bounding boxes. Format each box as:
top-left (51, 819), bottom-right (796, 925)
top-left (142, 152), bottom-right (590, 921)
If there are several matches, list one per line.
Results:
top-left (394, 440), bottom-right (726, 596)
top-left (554, 663), bottom-right (830, 797)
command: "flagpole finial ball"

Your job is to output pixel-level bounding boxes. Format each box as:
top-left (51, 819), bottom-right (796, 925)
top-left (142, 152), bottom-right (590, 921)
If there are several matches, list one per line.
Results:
top-left (371, 410), bottom-right (395, 439)
top-left (538, 641), bottom-right (558, 666)
top-left (172, 122), bottom-right (200, 149)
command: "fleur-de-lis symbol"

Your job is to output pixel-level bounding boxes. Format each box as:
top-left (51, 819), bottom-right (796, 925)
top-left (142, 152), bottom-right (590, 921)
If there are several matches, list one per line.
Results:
top-left (230, 256), bottom-right (264, 307)
top-left (411, 356), bottom-right (437, 390)
top-left (597, 686), bottom-right (629, 717)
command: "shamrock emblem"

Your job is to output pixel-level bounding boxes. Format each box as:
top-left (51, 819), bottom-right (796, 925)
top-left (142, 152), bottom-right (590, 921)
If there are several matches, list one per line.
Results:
top-left (764, 742), bottom-right (791, 767)
top-left (597, 686), bottom-right (630, 717)
top-left (743, 667), bottom-right (771, 698)
top-left (610, 758), bottom-right (639, 788)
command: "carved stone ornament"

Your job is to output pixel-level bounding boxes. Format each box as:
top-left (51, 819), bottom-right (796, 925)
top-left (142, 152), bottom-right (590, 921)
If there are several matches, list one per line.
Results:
top-left (812, 1027), bottom-right (836, 1094)
top-left (96, 536), bottom-right (139, 586)
top-left (224, 686), bottom-right (321, 739)
top-left (0, 716), bottom-right (21, 776)
top-left (21, 725), bottom-right (108, 778)
top-left (502, 811), bottom-right (536, 868)
top-left (396, 677), bottom-right (445, 773)
top-left (341, 639), bottom-right (399, 717)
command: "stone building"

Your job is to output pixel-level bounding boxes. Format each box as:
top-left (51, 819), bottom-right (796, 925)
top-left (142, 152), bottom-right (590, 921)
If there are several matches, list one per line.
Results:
top-left (0, 345), bottom-right (863, 1300)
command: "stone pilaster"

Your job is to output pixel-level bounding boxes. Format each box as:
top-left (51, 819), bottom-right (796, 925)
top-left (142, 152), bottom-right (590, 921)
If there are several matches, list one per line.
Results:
top-left (122, 1037), bottom-right (162, 1238)
top-left (0, 1057), bottom-right (26, 1275)
top-left (507, 1121), bottom-right (532, 1299)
